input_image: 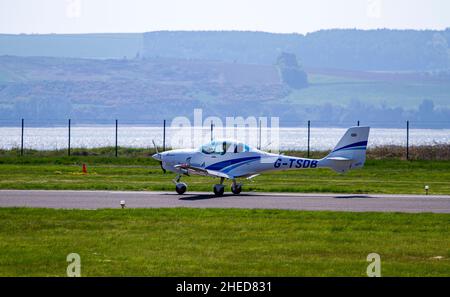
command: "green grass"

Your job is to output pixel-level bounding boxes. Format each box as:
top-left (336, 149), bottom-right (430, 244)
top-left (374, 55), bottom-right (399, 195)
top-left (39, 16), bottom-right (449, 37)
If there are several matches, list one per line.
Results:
top-left (0, 151), bottom-right (449, 194)
top-left (0, 208), bottom-right (449, 276)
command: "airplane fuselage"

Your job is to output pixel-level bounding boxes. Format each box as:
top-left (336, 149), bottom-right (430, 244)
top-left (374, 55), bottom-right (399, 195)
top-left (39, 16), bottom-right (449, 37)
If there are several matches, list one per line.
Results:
top-left (159, 148), bottom-right (322, 178)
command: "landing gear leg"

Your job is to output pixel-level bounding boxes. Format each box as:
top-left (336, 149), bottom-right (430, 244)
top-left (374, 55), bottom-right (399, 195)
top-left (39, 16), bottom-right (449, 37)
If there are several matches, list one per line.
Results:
top-left (173, 174), bottom-right (181, 184)
top-left (173, 174), bottom-right (187, 195)
top-left (213, 177), bottom-right (225, 197)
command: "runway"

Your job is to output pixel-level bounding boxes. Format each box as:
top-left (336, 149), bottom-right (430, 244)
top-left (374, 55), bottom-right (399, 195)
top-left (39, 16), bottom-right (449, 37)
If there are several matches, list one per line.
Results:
top-left (0, 190), bottom-right (449, 213)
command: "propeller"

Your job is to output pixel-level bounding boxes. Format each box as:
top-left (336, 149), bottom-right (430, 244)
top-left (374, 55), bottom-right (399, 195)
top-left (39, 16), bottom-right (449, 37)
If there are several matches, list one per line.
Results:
top-left (152, 140), bottom-right (166, 173)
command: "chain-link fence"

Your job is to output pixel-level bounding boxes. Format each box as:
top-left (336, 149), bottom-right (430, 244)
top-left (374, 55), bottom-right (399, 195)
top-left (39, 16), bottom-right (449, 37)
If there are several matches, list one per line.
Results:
top-left (1, 118), bottom-right (450, 159)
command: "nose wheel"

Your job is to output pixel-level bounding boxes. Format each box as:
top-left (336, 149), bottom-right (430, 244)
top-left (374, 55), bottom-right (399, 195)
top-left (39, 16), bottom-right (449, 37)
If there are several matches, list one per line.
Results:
top-left (175, 182), bottom-right (187, 195)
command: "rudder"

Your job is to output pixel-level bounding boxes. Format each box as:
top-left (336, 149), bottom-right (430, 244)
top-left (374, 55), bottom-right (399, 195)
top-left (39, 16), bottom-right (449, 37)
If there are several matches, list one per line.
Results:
top-left (321, 126), bottom-right (370, 173)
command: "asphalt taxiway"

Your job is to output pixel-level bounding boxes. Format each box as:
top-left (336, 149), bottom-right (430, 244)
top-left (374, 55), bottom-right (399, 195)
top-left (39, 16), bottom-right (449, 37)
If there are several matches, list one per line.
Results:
top-left (0, 190), bottom-right (449, 213)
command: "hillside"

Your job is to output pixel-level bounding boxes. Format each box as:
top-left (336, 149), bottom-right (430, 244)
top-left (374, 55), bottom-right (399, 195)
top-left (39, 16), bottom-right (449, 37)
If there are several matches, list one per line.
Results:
top-left (1, 55), bottom-right (450, 127)
top-left (143, 29), bottom-right (450, 71)
top-left (0, 33), bottom-right (142, 59)
top-left (0, 55), bottom-right (287, 122)
top-left (2, 29), bottom-right (450, 71)
top-left (1, 29), bottom-right (450, 126)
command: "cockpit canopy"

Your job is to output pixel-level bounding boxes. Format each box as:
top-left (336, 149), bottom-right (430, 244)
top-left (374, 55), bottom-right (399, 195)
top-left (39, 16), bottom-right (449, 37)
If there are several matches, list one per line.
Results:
top-left (200, 140), bottom-right (253, 155)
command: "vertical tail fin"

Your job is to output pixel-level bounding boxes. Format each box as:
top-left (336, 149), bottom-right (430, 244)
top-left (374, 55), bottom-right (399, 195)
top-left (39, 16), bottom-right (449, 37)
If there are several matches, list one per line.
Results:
top-left (321, 127), bottom-right (370, 173)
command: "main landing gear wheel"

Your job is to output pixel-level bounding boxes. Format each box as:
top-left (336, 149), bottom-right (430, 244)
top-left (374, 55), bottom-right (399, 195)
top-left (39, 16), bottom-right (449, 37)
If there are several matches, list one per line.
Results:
top-left (213, 184), bottom-right (225, 197)
top-left (231, 184), bottom-right (242, 195)
top-left (175, 182), bottom-right (187, 195)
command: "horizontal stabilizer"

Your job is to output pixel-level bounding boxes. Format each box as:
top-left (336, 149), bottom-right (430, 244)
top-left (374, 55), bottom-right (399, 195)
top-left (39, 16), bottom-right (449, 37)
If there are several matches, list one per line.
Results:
top-left (326, 157), bottom-right (352, 161)
top-left (246, 174), bottom-right (260, 180)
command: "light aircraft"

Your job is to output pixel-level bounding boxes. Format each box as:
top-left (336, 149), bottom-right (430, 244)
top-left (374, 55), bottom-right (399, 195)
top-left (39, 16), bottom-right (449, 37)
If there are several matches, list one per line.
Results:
top-left (152, 126), bottom-right (370, 196)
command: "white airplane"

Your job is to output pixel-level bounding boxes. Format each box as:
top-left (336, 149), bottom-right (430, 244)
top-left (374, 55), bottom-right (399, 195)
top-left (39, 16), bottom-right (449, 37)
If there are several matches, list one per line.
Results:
top-left (152, 126), bottom-right (370, 196)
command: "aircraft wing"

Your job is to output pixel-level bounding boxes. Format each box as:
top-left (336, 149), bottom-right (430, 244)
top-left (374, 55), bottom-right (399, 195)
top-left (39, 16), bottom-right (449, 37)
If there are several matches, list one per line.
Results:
top-left (205, 169), bottom-right (233, 179)
top-left (174, 164), bottom-right (233, 179)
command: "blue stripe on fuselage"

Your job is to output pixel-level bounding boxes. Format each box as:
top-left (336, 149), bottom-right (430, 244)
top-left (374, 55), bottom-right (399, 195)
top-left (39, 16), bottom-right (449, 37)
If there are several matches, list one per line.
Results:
top-left (206, 156), bottom-right (260, 171)
top-left (221, 159), bottom-right (259, 173)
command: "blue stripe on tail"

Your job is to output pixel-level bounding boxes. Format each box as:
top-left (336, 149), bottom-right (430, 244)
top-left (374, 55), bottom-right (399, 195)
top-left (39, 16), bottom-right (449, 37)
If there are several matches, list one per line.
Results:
top-left (332, 141), bottom-right (368, 153)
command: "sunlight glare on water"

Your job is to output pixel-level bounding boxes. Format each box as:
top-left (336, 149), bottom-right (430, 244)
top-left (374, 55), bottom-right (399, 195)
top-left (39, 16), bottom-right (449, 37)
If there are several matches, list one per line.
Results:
top-left (0, 126), bottom-right (449, 151)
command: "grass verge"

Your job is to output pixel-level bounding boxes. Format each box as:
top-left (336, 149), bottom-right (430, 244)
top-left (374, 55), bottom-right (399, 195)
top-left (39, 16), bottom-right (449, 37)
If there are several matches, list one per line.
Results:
top-left (0, 158), bottom-right (449, 194)
top-left (0, 208), bottom-right (449, 276)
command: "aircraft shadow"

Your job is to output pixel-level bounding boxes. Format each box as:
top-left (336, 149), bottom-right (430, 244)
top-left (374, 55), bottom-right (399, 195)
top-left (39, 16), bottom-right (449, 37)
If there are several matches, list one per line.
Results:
top-left (334, 195), bottom-right (373, 199)
top-left (178, 193), bottom-right (375, 200)
top-left (179, 193), bottom-right (250, 201)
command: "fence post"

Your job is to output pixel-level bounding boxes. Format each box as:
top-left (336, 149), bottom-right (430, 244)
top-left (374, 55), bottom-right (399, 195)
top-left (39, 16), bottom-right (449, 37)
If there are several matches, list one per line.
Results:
top-left (21, 118), bottom-right (24, 156)
top-left (258, 119), bottom-right (262, 150)
top-left (406, 120), bottom-right (409, 160)
top-left (210, 121), bottom-right (213, 141)
top-left (163, 119), bottom-right (166, 151)
top-left (115, 119), bottom-right (118, 157)
top-left (307, 120), bottom-right (310, 158)
top-left (68, 119), bottom-right (71, 156)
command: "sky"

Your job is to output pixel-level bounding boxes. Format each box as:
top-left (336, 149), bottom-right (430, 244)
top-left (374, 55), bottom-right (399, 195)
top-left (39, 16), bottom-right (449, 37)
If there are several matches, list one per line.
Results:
top-left (1, 0), bottom-right (450, 34)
